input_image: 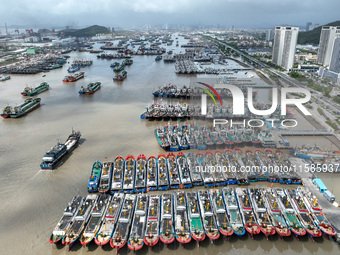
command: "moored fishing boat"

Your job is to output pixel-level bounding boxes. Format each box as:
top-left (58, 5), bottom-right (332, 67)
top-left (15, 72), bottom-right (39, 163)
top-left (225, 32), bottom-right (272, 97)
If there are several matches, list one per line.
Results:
top-left (123, 155), bottom-right (136, 193)
top-left (176, 152), bottom-right (192, 188)
top-left (155, 126), bottom-right (170, 151)
top-left (110, 62), bottom-right (120, 68)
top-left (198, 190), bottom-right (220, 242)
top-left (174, 191), bottom-right (191, 244)
top-left (157, 154), bottom-right (170, 190)
top-left (167, 153), bottom-right (180, 189)
top-left (186, 192), bottom-right (205, 246)
top-left (187, 153), bottom-right (203, 186)
top-left (135, 154), bottom-right (147, 192)
top-left (210, 189), bottom-right (233, 237)
top-left (0, 75), bottom-right (10, 81)
top-left (95, 193), bottom-right (124, 246)
top-left (88, 161), bottom-right (102, 193)
top-left (160, 193), bottom-right (175, 245)
top-left (49, 196), bottom-right (84, 244)
top-left (155, 55), bottom-right (162, 61)
top-left (110, 194), bottom-right (136, 252)
top-left (146, 156), bottom-right (158, 191)
top-left (110, 156), bottom-right (124, 193)
top-left (63, 71), bottom-right (85, 82)
top-left (144, 195), bottom-right (161, 247)
top-left (80, 194), bottom-right (110, 246)
top-left (62, 194), bottom-right (98, 249)
top-left (98, 161), bottom-right (112, 193)
top-left (21, 82), bottom-right (49, 96)
top-left (113, 70), bottom-right (127, 81)
top-left (128, 194), bottom-right (148, 251)
top-left (222, 187), bottom-right (245, 236)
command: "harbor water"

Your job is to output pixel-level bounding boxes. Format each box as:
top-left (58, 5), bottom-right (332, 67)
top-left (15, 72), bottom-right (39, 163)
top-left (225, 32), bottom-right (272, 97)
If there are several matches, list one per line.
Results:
top-left (1, 42), bottom-right (340, 254)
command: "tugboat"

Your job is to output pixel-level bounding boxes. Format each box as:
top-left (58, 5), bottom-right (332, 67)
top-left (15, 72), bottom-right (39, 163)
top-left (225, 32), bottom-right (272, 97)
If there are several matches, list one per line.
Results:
top-left (21, 82), bottom-right (49, 96)
top-left (174, 191), bottom-right (191, 244)
top-left (198, 190), bottom-right (220, 242)
top-left (2, 98), bottom-right (41, 118)
top-left (167, 153), bottom-right (180, 189)
top-left (110, 194), bottom-right (136, 253)
top-left (128, 194), bottom-right (148, 251)
top-left (123, 155), bottom-right (136, 193)
top-left (113, 70), bottom-right (127, 81)
top-left (176, 152), bottom-right (192, 188)
top-left (186, 192), bottom-right (205, 246)
top-left (157, 154), bottom-right (170, 191)
top-left (79, 82), bottom-right (101, 95)
top-left (146, 156), bottom-right (158, 191)
top-left (62, 194), bottom-right (98, 250)
top-left (49, 196), bottom-right (84, 244)
top-left (210, 189), bottom-right (233, 237)
top-left (40, 130), bottom-right (81, 170)
top-left (144, 195), bottom-right (161, 247)
top-left (235, 187), bottom-right (260, 239)
top-left (160, 193), bottom-right (175, 245)
top-left (222, 187), bottom-right (245, 236)
top-left (80, 194), bottom-right (110, 246)
top-left (98, 161), bottom-right (112, 193)
top-left (135, 154), bottom-right (147, 192)
top-left (88, 161), bottom-right (102, 193)
top-left (110, 156), bottom-right (124, 193)
top-left (187, 153), bottom-right (203, 186)
top-left (62, 71), bottom-right (85, 82)
top-left (95, 193), bottom-right (124, 246)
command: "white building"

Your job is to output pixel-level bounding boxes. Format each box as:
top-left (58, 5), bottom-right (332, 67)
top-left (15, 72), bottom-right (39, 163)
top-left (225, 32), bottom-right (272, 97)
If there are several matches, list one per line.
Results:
top-left (320, 37), bottom-right (340, 85)
top-left (272, 26), bottom-right (299, 70)
top-left (317, 26), bottom-right (340, 67)
top-left (265, 29), bottom-right (274, 41)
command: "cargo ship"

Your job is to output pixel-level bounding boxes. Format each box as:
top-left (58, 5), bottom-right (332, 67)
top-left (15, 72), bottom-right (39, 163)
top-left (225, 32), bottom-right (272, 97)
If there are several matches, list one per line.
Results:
top-left (113, 71), bottom-right (127, 81)
top-left (62, 71), bottom-right (85, 82)
top-left (79, 82), bottom-right (101, 95)
top-left (40, 130), bottom-right (81, 170)
top-left (67, 66), bottom-right (80, 73)
top-left (21, 82), bottom-right (49, 96)
top-left (1, 98), bottom-right (41, 118)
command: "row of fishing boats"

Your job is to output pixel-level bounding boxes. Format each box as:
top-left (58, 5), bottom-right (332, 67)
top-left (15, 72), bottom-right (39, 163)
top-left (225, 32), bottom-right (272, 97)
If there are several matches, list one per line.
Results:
top-left (49, 187), bottom-right (337, 252)
top-left (155, 123), bottom-right (262, 151)
top-left (87, 149), bottom-right (300, 195)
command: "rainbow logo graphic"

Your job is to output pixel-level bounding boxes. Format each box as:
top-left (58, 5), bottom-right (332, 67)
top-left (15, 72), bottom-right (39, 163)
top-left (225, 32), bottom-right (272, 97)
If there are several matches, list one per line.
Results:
top-left (197, 82), bottom-right (223, 106)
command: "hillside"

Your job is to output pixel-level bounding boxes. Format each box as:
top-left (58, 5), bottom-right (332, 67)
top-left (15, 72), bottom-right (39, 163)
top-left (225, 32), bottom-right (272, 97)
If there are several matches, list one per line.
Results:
top-left (60, 25), bottom-right (111, 37)
top-left (298, 20), bottom-right (340, 45)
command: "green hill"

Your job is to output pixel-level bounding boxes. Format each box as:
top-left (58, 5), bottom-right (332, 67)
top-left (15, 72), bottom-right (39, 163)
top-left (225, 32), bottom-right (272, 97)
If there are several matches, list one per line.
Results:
top-left (61, 25), bottom-right (111, 37)
top-left (298, 20), bottom-right (340, 45)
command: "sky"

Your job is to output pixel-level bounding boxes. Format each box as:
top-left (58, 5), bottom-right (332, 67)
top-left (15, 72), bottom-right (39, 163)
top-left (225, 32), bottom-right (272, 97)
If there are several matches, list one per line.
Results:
top-left (0, 0), bottom-right (339, 29)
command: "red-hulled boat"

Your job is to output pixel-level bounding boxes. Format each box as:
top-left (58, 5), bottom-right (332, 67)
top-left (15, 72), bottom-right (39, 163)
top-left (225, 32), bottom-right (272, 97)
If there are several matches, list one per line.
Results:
top-left (144, 195), bottom-right (161, 248)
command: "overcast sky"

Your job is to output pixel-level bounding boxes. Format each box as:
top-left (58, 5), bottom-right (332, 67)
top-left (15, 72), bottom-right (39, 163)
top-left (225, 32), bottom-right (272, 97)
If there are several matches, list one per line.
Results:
top-left (0, 0), bottom-right (339, 29)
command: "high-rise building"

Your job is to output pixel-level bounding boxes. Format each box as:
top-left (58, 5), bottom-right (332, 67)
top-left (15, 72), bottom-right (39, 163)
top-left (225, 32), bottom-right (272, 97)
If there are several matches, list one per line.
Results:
top-left (317, 26), bottom-right (340, 67)
top-left (272, 26), bottom-right (299, 70)
top-left (265, 29), bottom-right (274, 41)
top-left (306, 22), bottom-right (312, 31)
top-left (329, 37), bottom-right (340, 73)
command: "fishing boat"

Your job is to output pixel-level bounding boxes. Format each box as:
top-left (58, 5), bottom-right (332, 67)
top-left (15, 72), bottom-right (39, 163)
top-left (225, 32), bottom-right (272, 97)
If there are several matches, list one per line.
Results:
top-left (62, 71), bottom-right (85, 82)
top-left (146, 156), bottom-right (158, 191)
top-left (176, 152), bottom-right (192, 188)
top-left (155, 55), bottom-right (162, 61)
top-left (123, 155), bottom-right (136, 193)
top-left (113, 65), bottom-right (124, 72)
top-left (210, 189), bottom-right (233, 237)
top-left (40, 130), bottom-right (81, 170)
top-left (155, 126), bottom-right (170, 151)
top-left (160, 193), bottom-right (175, 245)
top-left (1, 97), bottom-right (41, 118)
top-left (122, 59), bottom-right (133, 65)
top-left (0, 75), bottom-right (10, 81)
top-left (187, 153), bottom-right (203, 186)
top-left (62, 194), bottom-right (98, 249)
top-left (80, 194), bottom-right (110, 246)
top-left (88, 161), bottom-right (102, 193)
top-left (135, 154), bottom-right (147, 192)
top-left (95, 193), bottom-right (125, 246)
top-left (263, 188), bottom-right (291, 239)
top-left (212, 150), bottom-right (227, 185)
top-left (275, 188), bottom-right (306, 239)
top-left (194, 127), bottom-right (206, 150)
top-left (110, 156), bottom-right (124, 193)
top-left (198, 190), bottom-right (220, 241)
top-left (167, 153), bottom-right (181, 189)
top-left (186, 192), bottom-right (205, 246)
top-left (248, 188), bottom-right (276, 239)
top-left (201, 151), bottom-right (215, 187)
top-left (110, 194), bottom-right (136, 252)
top-left (174, 191), bottom-right (191, 244)
top-left (222, 187), bottom-right (245, 236)
top-left (157, 154), bottom-right (170, 190)
top-left (79, 82), bottom-right (101, 95)
top-left (49, 196), bottom-right (84, 244)
top-left (144, 195), bottom-right (161, 247)
top-left (21, 82), bottom-right (49, 96)
top-left (235, 187), bottom-right (260, 239)
top-left (98, 161), bottom-right (112, 193)
top-left (128, 194), bottom-right (148, 251)
top-left (67, 66), bottom-right (80, 73)
top-left (113, 70), bottom-right (127, 81)
top-left (110, 62), bottom-right (120, 68)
